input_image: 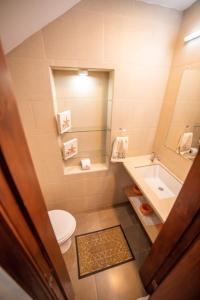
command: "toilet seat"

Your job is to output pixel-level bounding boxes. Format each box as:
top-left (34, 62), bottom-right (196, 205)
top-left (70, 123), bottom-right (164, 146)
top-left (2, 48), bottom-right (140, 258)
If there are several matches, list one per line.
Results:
top-left (48, 210), bottom-right (76, 243)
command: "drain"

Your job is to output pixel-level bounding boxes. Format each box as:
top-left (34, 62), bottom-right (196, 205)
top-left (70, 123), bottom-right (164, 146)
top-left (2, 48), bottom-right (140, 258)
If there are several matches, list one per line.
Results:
top-left (158, 186), bottom-right (164, 191)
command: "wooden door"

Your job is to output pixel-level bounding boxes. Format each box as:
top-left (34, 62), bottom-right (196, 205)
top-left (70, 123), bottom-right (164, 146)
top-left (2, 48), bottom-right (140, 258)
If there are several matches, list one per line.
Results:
top-left (0, 42), bottom-right (74, 299)
top-left (149, 235), bottom-right (200, 300)
top-left (140, 150), bottom-right (200, 295)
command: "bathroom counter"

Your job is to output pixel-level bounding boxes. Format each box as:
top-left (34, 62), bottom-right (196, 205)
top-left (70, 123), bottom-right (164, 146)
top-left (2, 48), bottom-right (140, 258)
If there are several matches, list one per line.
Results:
top-left (123, 155), bottom-right (183, 223)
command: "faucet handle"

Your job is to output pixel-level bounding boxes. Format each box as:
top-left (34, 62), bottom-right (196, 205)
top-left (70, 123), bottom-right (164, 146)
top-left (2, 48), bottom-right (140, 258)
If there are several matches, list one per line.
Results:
top-left (150, 152), bottom-right (155, 162)
top-left (150, 152), bottom-right (160, 162)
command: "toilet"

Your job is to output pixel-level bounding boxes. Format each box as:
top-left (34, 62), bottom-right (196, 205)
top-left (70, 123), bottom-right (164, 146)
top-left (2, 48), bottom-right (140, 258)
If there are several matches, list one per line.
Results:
top-left (48, 210), bottom-right (76, 254)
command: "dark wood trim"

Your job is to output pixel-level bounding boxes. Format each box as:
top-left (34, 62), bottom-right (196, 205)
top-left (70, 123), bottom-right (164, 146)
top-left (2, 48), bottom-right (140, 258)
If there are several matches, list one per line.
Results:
top-left (0, 153), bottom-right (66, 299)
top-left (140, 150), bottom-right (200, 293)
top-left (152, 211), bottom-right (200, 290)
top-left (149, 235), bottom-right (200, 300)
top-left (0, 41), bottom-right (74, 299)
top-left (0, 212), bottom-right (56, 300)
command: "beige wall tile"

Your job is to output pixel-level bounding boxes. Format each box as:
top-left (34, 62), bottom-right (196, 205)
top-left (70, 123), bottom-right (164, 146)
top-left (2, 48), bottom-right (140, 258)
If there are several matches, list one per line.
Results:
top-left (26, 134), bottom-right (63, 184)
top-left (57, 99), bottom-right (107, 128)
top-left (8, 58), bottom-right (52, 100)
top-left (7, 0), bottom-right (182, 211)
top-left (113, 64), bottom-right (170, 100)
top-left (75, 0), bottom-right (134, 16)
top-left (84, 173), bottom-right (116, 196)
top-left (7, 31), bottom-right (45, 59)
top-left (40, 181), bottom-right (69, 208)
top-left (42, 9), bottom-right (104, 61)
top-left (112, 99), bottom-right (162, 130)
top-left (31, 101), bottom-right (58, 134)
top-left (103, 14), bottom-right (135, 64)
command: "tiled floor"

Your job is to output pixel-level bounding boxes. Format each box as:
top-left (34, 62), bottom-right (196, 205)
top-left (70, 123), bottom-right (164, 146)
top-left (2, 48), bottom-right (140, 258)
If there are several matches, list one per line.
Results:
top-left (63, 203), bottom-right (151, 300)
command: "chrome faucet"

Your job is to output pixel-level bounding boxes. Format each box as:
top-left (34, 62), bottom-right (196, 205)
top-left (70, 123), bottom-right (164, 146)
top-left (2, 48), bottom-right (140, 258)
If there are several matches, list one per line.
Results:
top-left (150, 152), bottom-right (160, 163)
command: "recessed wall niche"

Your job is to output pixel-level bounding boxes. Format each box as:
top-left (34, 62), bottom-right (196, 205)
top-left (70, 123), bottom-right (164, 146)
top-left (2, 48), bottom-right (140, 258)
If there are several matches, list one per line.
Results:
top-left (51, 68), bottom-right (113, 173)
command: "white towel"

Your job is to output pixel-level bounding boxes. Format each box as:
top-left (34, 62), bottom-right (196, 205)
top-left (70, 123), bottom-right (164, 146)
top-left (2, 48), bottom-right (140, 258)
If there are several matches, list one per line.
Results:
top-left (176, 132), bottom-right (193, 154)
top-left (111, 136), bottom-right (128, 162)
top-left (189, 147), bottom-right (198, 156)
top-left (63, 138), bottom-right (78, 160)
top-left (57, 110), bottom-right (71, 134)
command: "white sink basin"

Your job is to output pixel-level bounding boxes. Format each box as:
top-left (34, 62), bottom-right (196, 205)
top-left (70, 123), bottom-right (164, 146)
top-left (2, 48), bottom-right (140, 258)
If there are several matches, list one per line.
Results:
top-left (135, 164), bottom-right (182, 200)
top-left (123, 156), bottom-right (183, 222)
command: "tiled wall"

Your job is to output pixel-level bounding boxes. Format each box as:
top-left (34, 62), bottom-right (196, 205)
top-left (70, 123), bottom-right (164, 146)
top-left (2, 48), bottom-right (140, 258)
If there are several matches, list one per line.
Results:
top-left (6, 0), bottom-right (181, 213)
top-left (154, 1), bottom-right (200, 181)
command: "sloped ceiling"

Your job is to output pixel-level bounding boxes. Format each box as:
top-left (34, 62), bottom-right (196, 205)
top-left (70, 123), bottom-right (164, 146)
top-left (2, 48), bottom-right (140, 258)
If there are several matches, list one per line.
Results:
top-left (0, 0), bottom-right (197, 54)
top-left (0, 0), bottom-right (81, 54)
top-left (137, 0), bottom-right (197, 11)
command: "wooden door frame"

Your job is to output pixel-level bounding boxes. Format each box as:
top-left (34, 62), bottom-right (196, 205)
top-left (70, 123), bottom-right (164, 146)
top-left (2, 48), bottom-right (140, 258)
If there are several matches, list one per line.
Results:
top-left (0, 42), bottom-right (74, 299)
top-left (140, 150), bottom-right (200, 294)
top-left (149, 234), bottom-right (200, 300)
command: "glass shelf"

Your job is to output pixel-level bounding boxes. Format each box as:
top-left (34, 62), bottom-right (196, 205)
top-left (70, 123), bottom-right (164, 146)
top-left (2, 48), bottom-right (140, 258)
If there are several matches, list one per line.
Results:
top-left (63, 149), bottom-right (107, 160)
top-left (64, 162), bottom-right (109, 175)
top-left (63, 149), bottom-right (108, 172)
top-left (62, 126), bottom-right (111, 133)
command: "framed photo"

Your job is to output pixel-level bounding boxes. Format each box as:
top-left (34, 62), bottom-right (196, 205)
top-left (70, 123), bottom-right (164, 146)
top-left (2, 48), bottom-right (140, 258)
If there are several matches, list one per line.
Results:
top-left (63, 138), bottom-right (78, 160)
top-left (57, 110), bottom-right (71, 134)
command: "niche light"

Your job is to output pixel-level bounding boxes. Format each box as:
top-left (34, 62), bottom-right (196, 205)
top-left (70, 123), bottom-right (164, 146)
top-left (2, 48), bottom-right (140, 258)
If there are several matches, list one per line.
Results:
top-left (184, 30), bottom-right (200, 43)
top-left (78, 69), bottom-right (88, 76)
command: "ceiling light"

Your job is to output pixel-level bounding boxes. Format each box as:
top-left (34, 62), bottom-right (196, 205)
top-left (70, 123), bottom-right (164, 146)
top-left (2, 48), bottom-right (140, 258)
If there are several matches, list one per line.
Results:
top-left (78, 69), bottom-right (88, 76)
top-left (184, 30), bottom-right (200, 43)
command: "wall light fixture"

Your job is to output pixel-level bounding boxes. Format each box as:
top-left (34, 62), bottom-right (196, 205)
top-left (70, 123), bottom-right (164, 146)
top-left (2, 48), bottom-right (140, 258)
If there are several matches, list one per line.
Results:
top-left (184, 30), bottom-right (200, 43)
top-left (78, 69), bottom-right (88, 76)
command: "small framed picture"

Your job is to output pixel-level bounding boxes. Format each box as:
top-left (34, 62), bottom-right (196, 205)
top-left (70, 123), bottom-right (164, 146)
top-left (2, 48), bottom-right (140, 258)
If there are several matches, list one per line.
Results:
top-left (57, 110), bottom-right (71, 134)
top-left (63, 138), bottom-right (78, 160)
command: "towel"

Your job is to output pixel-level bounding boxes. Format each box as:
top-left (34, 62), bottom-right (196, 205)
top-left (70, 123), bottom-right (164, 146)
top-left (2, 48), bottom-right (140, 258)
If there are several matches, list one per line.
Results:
top-left (111, 136), bottom-right (128, 162)
top-left (189, 147), bottom-right (198, 157)
top-left (176, 132), bottom-right (193, 154)
top-left (63, 138), bottom-right (78, 160)
top-left (57, 110), bottom-right (71, 134)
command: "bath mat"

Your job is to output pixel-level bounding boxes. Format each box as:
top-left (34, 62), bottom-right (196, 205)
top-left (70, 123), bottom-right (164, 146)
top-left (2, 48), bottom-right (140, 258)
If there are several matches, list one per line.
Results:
top-left (75, 225), bottom-right (134, 278)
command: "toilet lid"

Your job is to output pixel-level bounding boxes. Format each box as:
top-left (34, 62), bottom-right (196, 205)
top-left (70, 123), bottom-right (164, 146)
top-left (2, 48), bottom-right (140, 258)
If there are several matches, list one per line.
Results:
top-left (48, 210), bottom-right (76, 243)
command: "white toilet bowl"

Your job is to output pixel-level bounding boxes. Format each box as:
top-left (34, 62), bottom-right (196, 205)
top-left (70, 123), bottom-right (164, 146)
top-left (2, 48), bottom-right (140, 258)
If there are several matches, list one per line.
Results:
top-left (48, 210), bottom-right (76, 254)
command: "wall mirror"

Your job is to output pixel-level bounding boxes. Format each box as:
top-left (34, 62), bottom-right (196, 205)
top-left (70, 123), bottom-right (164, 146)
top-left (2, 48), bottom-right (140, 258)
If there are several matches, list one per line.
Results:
top-left (165, 68), bottom-right (200, 160)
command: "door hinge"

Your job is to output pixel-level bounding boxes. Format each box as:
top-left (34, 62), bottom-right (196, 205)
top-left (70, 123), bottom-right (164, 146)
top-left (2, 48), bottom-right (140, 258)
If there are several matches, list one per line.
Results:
top-left (152, 279), bottom-right (158, 290)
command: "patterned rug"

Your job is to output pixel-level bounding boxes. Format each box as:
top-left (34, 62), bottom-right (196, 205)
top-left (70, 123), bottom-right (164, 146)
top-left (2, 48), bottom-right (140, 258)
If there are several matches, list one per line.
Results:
top-left (75, 225), bottom-right (134, 278)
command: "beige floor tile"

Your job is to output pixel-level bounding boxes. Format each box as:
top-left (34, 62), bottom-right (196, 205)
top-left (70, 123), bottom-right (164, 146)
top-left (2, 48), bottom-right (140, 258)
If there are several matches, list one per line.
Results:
top-left (123, 224), bottom-right (151, 254)
top-left (71, 272), bottom-right (98, 300)
top-left (74, 211), bottom-right (102, 235)
top-left (63, 204), bottom-right (149, 300)
top-left (95, 261), bottom-right (146, 300)
top-left (114, 204), bottom-right (139, 228)
top-left (134, 249), bottom-right (151, 270)
top-left (97, 207), bottom-right (121, 228)
top-left (63, 239), bottom-right (77, 274)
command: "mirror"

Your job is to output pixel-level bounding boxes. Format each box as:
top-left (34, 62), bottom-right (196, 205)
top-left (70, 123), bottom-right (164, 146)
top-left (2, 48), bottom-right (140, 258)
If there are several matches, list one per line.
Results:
top-left (165, 68), bottom-right (200, 160)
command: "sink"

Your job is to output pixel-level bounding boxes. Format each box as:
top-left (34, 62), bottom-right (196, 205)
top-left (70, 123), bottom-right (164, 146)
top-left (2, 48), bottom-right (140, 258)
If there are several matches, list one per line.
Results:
top-left (135, 164), bottom-right (182, 199)
top-left (123, 156), bottom-right (183, 222)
